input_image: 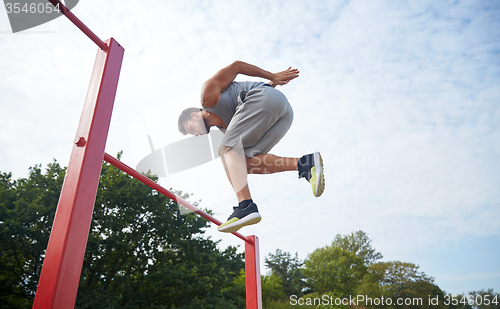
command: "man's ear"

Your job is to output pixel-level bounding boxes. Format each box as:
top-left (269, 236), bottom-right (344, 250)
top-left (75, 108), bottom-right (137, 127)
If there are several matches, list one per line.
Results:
top-left (192, 111), bottom-right (203, 119)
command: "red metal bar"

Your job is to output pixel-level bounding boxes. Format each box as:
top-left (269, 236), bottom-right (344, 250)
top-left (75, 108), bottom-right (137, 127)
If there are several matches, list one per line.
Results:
top-left (245, 235), bottom-right (262, 309)
top-left (102, 153), bottom-right (252, 244)
top-left (48, 0), bottom-right (108, 50)
top-left (32, 38), bottom-right (124, 309)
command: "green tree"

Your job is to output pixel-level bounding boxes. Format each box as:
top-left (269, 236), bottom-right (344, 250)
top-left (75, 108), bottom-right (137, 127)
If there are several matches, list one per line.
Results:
top-left (256, 273), bottom-right (287, 308)
top-left (0, 162), bottom-right (65, 309)
top-left (331, 230), bottom-right (383, 265)
top-left (265, 249), bottom-right (305, 297)
top-left (357, 261), bottom-right (447, 309)
top-left (261, 274), bottom-right (286, 305)
top-left (303, 246), bottom-right (367, 297)
top-left (0, 157), bottom-right (245, 309)
top-left (230, 269), bottom-right (286, 308)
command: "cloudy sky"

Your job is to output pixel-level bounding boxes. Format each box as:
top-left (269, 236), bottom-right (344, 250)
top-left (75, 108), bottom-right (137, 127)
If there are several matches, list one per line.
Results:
top-left (1, 0), bottom-right (499, 295)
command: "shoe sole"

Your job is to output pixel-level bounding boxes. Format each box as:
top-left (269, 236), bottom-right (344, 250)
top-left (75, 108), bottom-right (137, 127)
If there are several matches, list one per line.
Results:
top-left (313, 152), bottom-right (325, 197)
top-left (218, 212), bottom-right (262, 233)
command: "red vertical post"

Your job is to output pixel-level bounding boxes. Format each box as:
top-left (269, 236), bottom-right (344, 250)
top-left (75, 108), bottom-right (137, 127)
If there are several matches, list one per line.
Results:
top-left (32, 38), bottom-right (124, 309)
top-left (245, 235), bottom-right (262, 309)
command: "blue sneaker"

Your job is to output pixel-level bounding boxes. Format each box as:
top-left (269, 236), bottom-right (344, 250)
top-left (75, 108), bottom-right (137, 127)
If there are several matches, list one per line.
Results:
top-left (217, 203), bottom-right (261, 233)
top-left (298, 152), bottom-right (325, 197)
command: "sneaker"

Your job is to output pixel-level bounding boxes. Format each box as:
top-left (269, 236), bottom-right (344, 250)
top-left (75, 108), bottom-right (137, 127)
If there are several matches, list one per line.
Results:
top-left (217, 203), bottom-right (262, 233)
top-left (298, 152), bottom-right (325, 197)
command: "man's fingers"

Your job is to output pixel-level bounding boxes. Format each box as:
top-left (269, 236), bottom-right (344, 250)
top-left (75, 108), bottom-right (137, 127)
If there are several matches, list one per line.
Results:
top-left (272, 67), bottom-right (299, 86)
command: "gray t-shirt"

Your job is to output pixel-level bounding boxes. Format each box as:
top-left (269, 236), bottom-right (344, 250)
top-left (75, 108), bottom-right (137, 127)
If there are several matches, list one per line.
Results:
top-left (203, 81), bottom-right (266, 130)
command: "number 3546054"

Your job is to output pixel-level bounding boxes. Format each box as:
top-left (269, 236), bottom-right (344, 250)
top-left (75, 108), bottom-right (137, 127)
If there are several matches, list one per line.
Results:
top-left (443, 294), bottom-right (499, 306)
top-left (5, 2), bottom-right (61, 14)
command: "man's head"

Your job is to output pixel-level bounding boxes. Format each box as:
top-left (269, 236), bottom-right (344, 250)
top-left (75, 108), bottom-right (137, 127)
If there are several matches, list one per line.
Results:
top-left (178, 107), bottom-right (210, 136)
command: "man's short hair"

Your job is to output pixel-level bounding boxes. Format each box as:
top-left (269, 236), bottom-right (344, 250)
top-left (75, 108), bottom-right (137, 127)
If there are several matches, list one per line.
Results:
top-left (178, 107), bottom-right (202, 135)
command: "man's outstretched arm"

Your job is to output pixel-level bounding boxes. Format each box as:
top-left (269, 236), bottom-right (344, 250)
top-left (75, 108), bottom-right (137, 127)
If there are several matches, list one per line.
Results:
top-left (201, 61), bottom-right (299, 107)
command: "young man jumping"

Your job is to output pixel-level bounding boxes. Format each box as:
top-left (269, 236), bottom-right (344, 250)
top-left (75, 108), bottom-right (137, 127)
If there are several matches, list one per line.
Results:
top-left (178, 61), bottom-right (325, 233)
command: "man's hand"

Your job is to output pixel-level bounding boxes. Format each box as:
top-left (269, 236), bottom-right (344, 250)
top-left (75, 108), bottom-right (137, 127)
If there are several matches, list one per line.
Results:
top-left (269, 67), bottom-right (300, 87)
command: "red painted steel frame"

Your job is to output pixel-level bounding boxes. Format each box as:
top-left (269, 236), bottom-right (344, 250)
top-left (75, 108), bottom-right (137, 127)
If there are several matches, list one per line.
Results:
top-left (34, 2), bottom-right (262, 307)
top-left (246, 235), bottom-right (263, 309)
top-left (32, 39), bottom-right (124, 309)
top-left (48, 0), bottom-right (107, 50)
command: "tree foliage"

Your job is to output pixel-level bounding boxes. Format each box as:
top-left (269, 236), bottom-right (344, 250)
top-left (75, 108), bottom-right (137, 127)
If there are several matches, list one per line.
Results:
top-left (331, 230), bottom-right (383, 265)
top-left (0, 162), bottom-right (65, 309)
top-left (0, 157), bottom-right (244, 309)
top-left (303, 245), bottom-right (367, 297)
top-left (230, 269), bottom-right (287, 308)
top-left (357, 261), bottom-right (447, 309)
top-left (261, 274), bottom-right (286, 305)
top-left (265, 249), bottom-right (305, 297)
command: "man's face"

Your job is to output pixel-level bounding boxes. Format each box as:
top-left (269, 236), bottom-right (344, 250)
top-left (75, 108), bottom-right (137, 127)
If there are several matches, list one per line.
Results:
top-left (183, 112), bottom-right (209, 136)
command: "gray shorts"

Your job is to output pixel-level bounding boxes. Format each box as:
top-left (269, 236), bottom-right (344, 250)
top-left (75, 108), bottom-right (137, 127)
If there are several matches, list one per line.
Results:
top-left (221, 85), bottom-right (294, 158)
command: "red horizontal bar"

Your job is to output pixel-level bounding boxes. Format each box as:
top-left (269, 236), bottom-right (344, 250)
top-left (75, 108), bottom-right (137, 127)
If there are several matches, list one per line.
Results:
top-left (103, 153), bottom-right (252, 244)
top-left (48, 0), bottom-right (108, 51)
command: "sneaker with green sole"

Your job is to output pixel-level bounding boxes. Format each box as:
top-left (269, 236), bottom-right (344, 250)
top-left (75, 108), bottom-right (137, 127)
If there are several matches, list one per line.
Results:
top-left (217, 203), bottom-right (261, 233)
top-left (298, 152), bottom-right (325, 197)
